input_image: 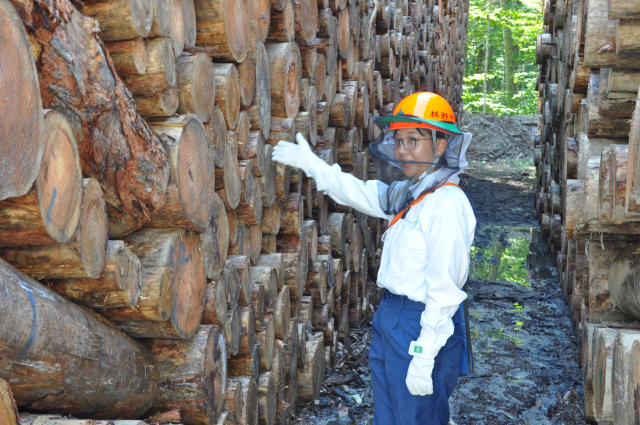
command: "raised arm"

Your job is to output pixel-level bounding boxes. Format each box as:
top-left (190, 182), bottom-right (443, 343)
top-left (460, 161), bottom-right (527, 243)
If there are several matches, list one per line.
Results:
top-left (272, 133), bottom-right (391, 220)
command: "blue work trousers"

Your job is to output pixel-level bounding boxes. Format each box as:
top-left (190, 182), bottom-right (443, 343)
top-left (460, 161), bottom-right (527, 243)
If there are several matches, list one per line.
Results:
top-left (369, 290), bottom-right (463, 425)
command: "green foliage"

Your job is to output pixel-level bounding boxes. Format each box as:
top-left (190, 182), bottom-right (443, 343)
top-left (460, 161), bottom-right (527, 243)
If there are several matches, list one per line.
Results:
top-left (470, 236), bottom-right (530, 286)
top-left (462, 0), bottom-right (542, 115)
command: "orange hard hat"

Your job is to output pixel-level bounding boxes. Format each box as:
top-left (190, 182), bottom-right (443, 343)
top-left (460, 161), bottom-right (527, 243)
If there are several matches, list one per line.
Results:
top-left (374, 92), bottom-right (462, 134)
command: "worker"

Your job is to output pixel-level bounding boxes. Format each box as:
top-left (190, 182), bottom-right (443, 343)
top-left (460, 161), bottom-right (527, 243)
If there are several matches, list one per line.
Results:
top-left (272, 92), bottom-right (475, 425)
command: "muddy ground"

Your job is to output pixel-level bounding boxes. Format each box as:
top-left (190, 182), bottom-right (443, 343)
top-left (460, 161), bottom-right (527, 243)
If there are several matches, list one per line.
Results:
top-left (289, 139), bottom-right (588, 424)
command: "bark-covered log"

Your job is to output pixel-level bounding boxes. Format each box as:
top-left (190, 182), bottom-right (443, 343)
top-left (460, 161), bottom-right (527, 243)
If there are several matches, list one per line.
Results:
top-left (257, 372), bottom-right (276, 425)
top-left (104, 38), bottom-right (148, 76)
top-left (0, 379), bottom-right (19, 425)
top-left (123, 229), bottom-right (205, 339)
top-left (225, 380), bottom-right (243, 421)
top-left (213, 64), bottom-right (242, 130)
top-left (252, 266), bottom-right (278, 308)
top-left (147, 115), bottom-right (216, 231)
top-left (176, 53), bottom-right (216, 121)
top-left (238, 58), bottom-right (256, 108)
top-left (227, 377), bottom-right (258, 425)
top-left (14, 0), bottom-right (170, 237)
top-left (258, 313), bottom-right (276, 372)
top-left (268, 0), bottom-right (295, 42)
top-left (274, 286), bottom-right (291, 340)
top-left (144, 325), bottom-right (227, 425)
top-left (0, 259), bottom-right (158, 418)
top-left (99, 266), bottom-right (174, 323)
top-left (81, 0), bottom-right (153, 41)
top-left (49, 240), bottom-right (141, 309)
top-left (0, 0), bottom-right (44, 201)
top-left (266, 43), bottom-right (302, 119)
top-left (0, 179), bottom-right (108, 280)
top-left (202, 276), bottom-right (229, 326)
top-left (192, 0), bottom-right (250, 62)
top-left (200, 193), bottom-right (230, 279)
top-left (297, 332), bottom-right (324, 400)
top-left (168, 0), bottom-right (186, 56)
top-left (207, 106), bottom-right (229, 168)
top-left (0, 110), bottom-right (81, 246)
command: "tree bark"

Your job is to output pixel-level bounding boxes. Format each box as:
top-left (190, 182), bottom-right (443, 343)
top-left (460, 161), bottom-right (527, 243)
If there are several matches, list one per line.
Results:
top-left (0, 0), bottom-right (45, 202)
top-left (265, 43), bottom-right (302, 119)
top-left (50, 240), bottom-right (141, 309)
top-left (147, 115), bottom-right (217, 231)
top-left (0, 110), bottom-right (81, 246)
top-left (227, 377), bottom-right (258, 425)
top-left (0, 179), bottom-right (108, 280)
top-left (213, 64), bottom-right (242, 130)
top-left (123, 228), bottom-right (205, 339)
top-left (176, 53), bottom-right (216, 121)
top-left (0, 259), bottom-right (158, 418)
top-left (143, 325), bottom-right (227, 425)
top-left (14, 0), bottom-right (170, 237)
top-left (192, 0), bottom-right (250, 62)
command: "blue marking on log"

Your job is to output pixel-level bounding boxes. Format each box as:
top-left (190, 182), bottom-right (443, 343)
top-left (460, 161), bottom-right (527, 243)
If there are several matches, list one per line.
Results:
top-left (46, 187), bottom-right (57, 226)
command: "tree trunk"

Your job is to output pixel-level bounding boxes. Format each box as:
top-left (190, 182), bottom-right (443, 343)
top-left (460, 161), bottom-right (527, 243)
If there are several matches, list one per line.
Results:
top-left (143, 325), bottom-right (227, 425)
top-left (266, 43), bottom-right (302, 119)
top-left (13, 0), bottom-right (170, 237)
top-left (252, 266), bottom-right (278, 309)
top-left (192, 0), bottom-right (250, 62)
top-left (257, 372), bottom-right (276, 425)
top-left (258, 314), bottom-right (276, 372)
top-left (0, 0), bottom-right (45, 201)
top-left (225, 380), bottom-right (244, 421)
top-left (0, 179), bottom-right (108, 280)
top-left (104, 38), bottom-right (148, 76)
top-left (297, 332), bottom-right (324, 400)
top-left (147, 115), bottom-right (217, 231)
top-left (268, 0), bottom-right (295, 42)
top-left (274, 286), bottom-right (291, 340)
top-left (0, 259), bottom-right (158, 418)
top-left (202, 276), bottom-right (229, 326)
top-left (227, 377), bottom-right (258, 425)
top-left (99, 266), bottom-right (174, 323)
top-left (0, 110), bottom-right (81, 246)
top-left (176, 53), bottom-right (216, 121)
top-left (0, 379), bottom-right (19, 425)
top-left (213, 64), bottom-right (242, 130)
top-left (50, 240), bottom-right (141, 309)
top-left (123, 229), bottom-right (205, 339)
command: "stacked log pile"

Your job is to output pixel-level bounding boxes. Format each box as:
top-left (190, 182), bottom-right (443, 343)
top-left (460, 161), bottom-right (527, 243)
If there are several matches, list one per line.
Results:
top-left (0, 0), bottom-right (469, 423)
top-left (534, 0), bottom-right (640, 422)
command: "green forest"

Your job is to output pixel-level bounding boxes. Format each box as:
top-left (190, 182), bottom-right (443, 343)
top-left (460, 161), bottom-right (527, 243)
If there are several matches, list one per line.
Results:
top-left (462, 0), bottom-right (542, 115)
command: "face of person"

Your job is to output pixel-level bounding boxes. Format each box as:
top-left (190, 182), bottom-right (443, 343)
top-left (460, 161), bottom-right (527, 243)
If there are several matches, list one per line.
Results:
top-left (393, 128), bottom-right (448, 179)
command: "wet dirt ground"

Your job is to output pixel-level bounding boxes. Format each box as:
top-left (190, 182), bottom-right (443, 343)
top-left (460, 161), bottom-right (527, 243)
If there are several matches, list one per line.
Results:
top-left (289, 159), bottom-right (588, 425)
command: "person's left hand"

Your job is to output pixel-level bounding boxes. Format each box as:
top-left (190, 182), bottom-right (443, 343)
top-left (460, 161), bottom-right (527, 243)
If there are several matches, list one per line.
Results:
top-left (406, 340), bottom-right (440, 396)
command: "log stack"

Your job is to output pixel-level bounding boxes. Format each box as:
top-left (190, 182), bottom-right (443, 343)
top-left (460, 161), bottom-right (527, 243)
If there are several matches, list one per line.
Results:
top-left (534, 0), bottom-right (640, 422)
top-left (0, 0), bottom-right (470, 423)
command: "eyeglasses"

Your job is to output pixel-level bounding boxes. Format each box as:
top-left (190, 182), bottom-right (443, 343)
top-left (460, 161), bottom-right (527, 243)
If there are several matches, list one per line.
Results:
top-left (393, 137), bottom-right (431, 151)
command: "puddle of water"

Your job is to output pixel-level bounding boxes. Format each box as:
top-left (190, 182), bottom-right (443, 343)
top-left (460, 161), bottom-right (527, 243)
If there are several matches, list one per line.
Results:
top-left (470, 227), bottom-right (531, 286)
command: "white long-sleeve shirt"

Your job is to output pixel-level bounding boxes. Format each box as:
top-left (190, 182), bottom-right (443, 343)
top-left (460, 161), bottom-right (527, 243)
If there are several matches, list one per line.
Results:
top-left (309, 161), bottom-right (476, 347)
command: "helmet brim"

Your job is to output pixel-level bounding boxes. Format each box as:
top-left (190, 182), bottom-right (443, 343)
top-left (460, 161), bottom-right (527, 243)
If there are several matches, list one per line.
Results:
top-left (373, 114), bottom-right (463, 135)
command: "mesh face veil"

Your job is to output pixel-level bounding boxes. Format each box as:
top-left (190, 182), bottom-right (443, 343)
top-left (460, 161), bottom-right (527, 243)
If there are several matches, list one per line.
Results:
top-left (369, 121), bottom-right (473, 216)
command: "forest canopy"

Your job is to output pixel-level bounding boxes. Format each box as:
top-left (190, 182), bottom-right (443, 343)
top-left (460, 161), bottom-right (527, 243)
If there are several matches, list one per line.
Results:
top-left (462, 0), bottom-right (542, 115)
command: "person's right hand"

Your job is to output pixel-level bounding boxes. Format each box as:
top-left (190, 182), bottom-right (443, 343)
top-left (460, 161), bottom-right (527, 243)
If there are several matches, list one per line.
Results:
top-left (272, 133), bottom-right (323, 175)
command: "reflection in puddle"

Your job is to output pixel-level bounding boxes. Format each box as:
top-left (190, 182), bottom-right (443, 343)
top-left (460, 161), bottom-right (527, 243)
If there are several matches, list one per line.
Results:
top-left (470, 229), bottom-right (530, 286)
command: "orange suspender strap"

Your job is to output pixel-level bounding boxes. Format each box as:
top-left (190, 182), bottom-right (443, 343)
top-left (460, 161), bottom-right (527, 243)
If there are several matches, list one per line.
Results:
top-left (388, 182), bottom-right (460, 228)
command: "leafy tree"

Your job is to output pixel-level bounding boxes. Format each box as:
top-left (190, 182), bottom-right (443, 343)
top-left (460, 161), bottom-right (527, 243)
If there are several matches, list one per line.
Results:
top-left (462, 0), bottom-right (541, 115)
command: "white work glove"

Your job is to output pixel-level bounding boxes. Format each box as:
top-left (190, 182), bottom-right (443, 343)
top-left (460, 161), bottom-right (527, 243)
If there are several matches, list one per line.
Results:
top-left (406, 339), bottom-right (441, 396)
top-left (271, 132), bottom-right (324, 176)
